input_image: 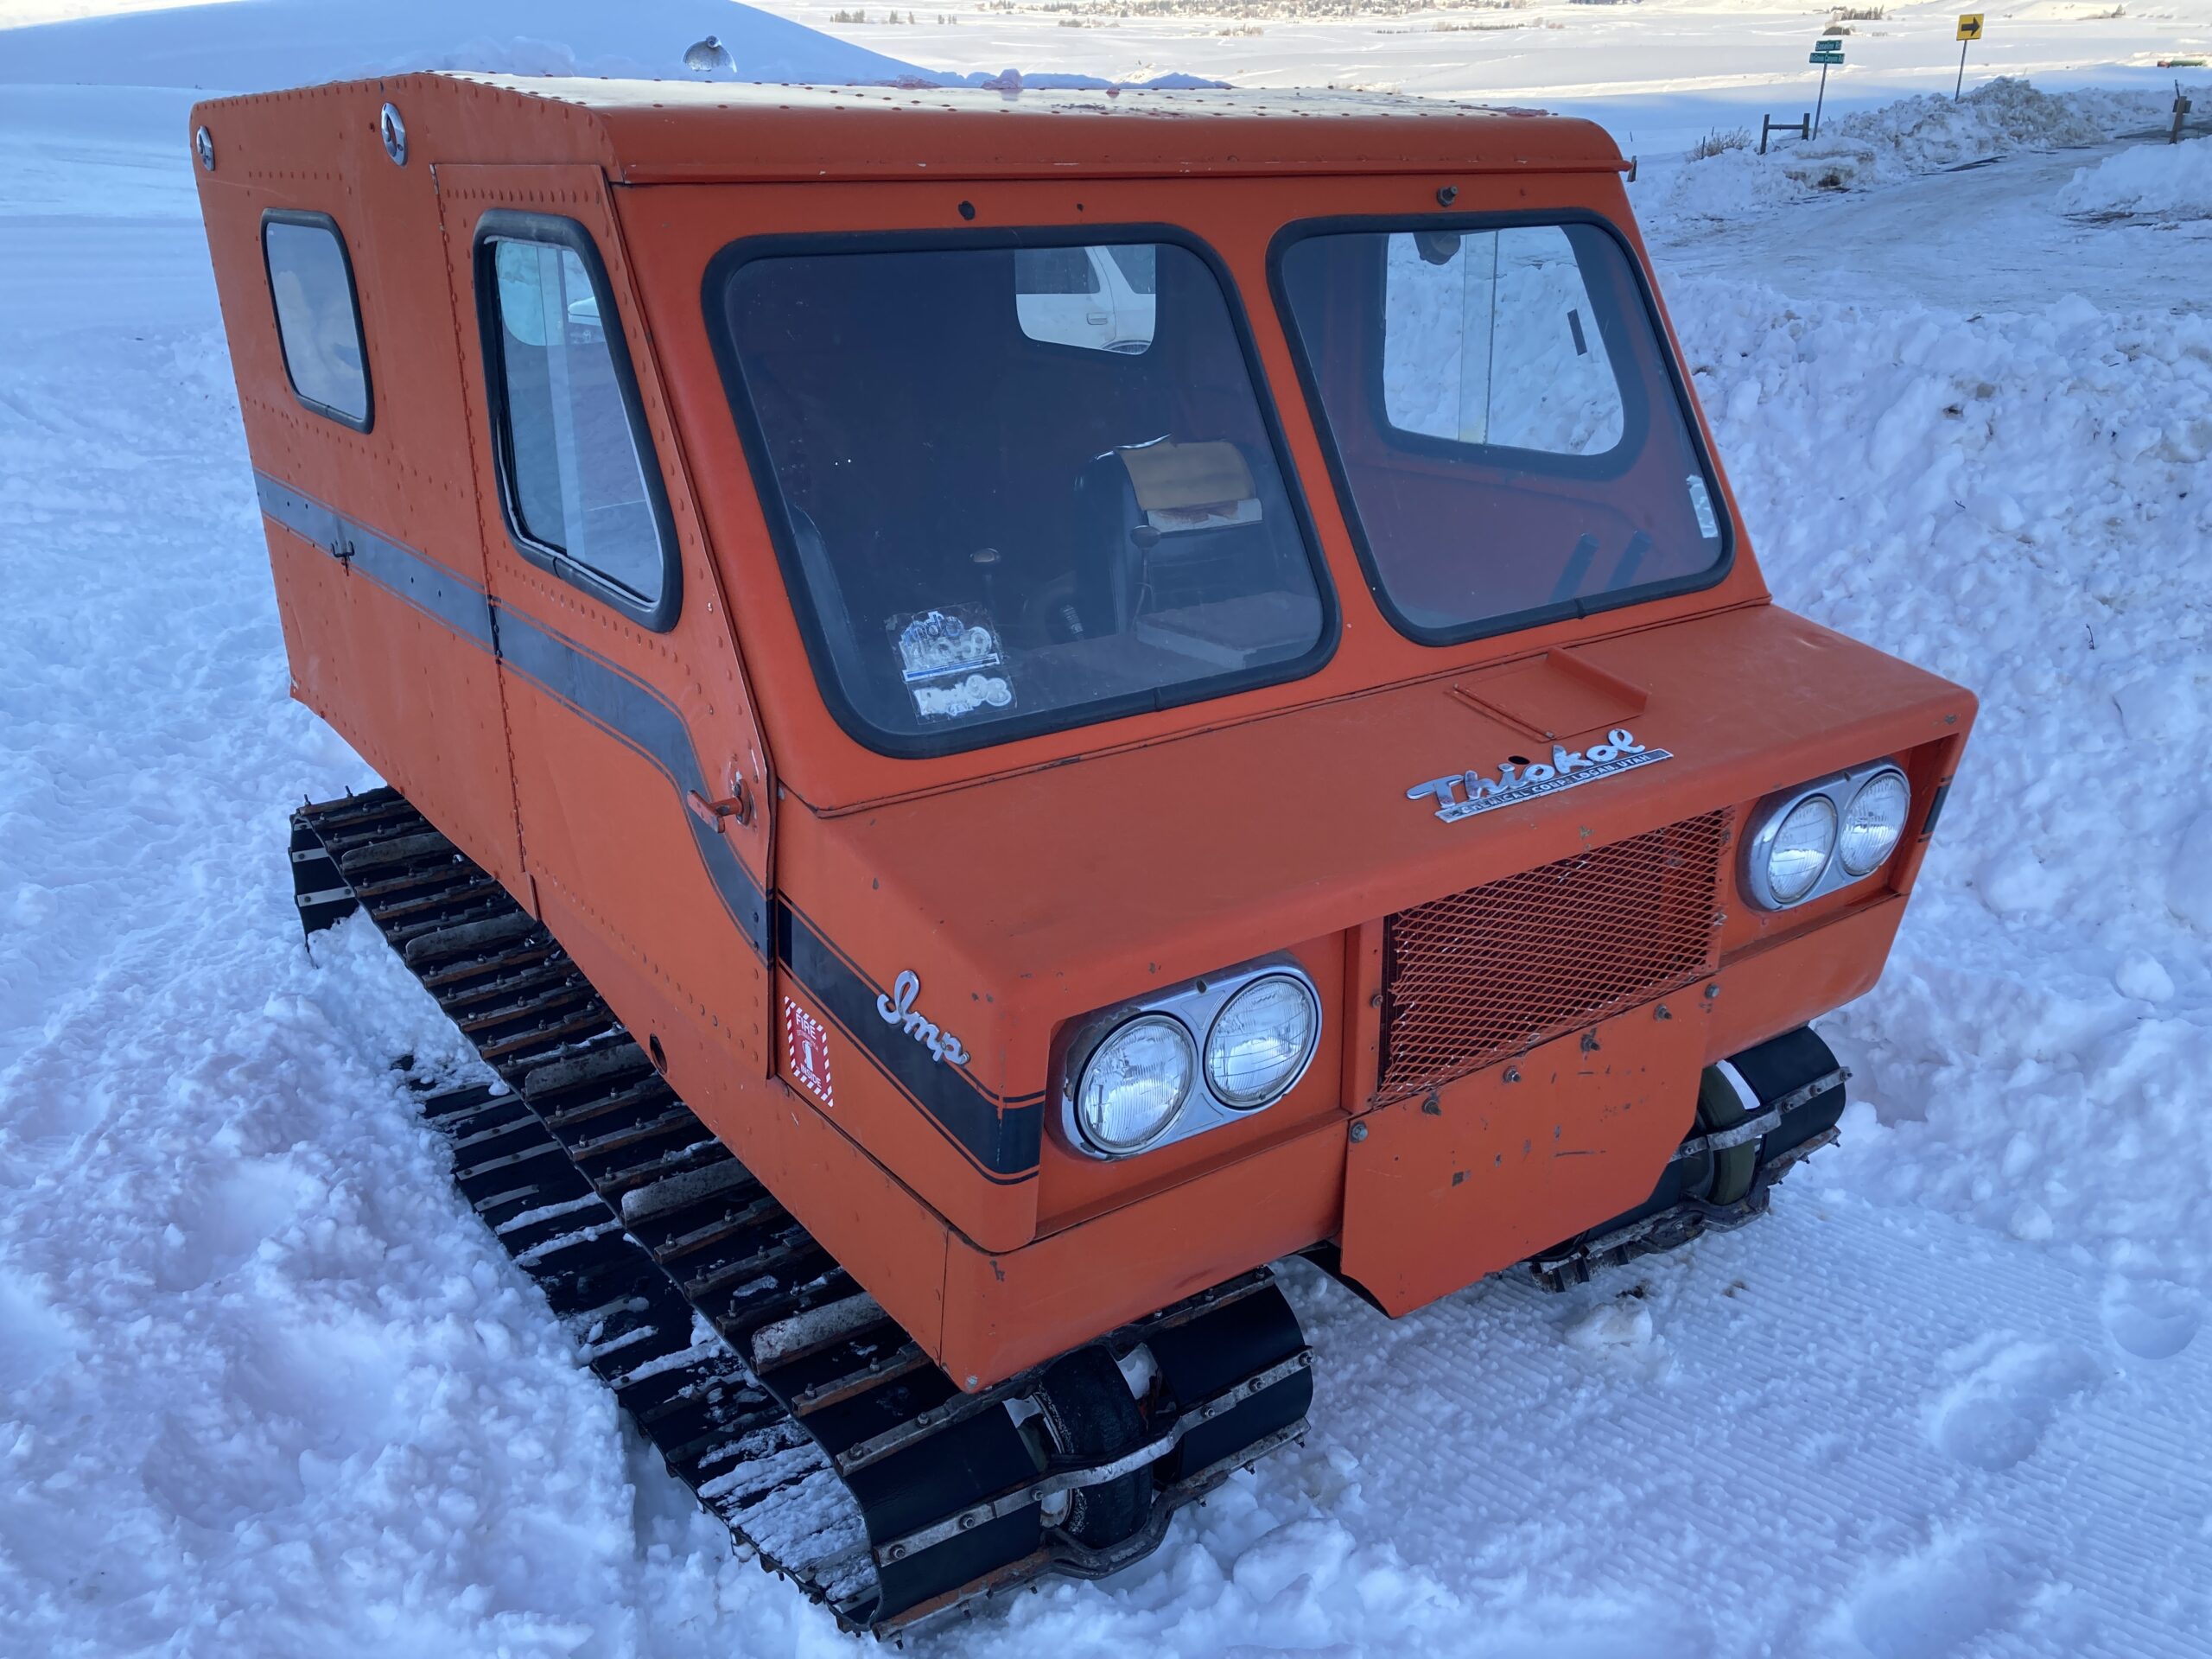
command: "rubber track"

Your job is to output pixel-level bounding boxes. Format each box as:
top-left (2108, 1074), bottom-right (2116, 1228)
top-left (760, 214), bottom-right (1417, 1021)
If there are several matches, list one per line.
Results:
top-left (289, 787), bottom-right (1313, 1635)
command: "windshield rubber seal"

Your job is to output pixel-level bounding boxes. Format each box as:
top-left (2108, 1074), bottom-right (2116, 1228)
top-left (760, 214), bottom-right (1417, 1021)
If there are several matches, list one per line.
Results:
top-left (700, 222), bottom-right (1341, 762)
top-left (1266, 207), bottom-right (1735, 650)
top-left (471, 209), bottom-right (683, 635)
top-left (260, 208), bottom-right (374, 434)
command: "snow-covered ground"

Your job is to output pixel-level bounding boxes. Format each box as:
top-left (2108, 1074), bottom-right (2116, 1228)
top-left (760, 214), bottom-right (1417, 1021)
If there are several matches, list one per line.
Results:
top-left (772, 0), bottom-right (2212, 154)
top-left (3, 2), bottom-right (2212, 1656)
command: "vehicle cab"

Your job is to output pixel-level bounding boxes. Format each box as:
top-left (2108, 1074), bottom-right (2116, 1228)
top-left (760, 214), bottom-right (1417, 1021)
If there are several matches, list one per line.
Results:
top-left (190, 76), bottom-right (1974, 1397)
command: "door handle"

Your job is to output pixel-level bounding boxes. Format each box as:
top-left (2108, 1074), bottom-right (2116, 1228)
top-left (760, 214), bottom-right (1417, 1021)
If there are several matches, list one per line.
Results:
top-left (687, 780), bottom-right (753, 831)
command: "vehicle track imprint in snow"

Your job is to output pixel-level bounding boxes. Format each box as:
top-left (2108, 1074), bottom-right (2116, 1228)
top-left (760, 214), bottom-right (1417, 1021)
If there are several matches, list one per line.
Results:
top-left (1277, 1179), bottom-right (2212, 1659)
top-left (0, 1268), bottom-right (76, 1390)
top-left (2098, 1280), bottom-right (2202, 1363)
top-left (151, 1157), bottom-right (307, 1293)
top-left (1926, 1336), bottom-right (2102, 1471)
top-left (1833, 1532), bottom-right (2046, 1659)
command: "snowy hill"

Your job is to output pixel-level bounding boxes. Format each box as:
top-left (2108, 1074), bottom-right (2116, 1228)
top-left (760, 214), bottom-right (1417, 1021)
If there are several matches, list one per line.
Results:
top-left (0, 0), bottom-right (938, 87)
top-left (0, 0), bottom-right (1230, 93)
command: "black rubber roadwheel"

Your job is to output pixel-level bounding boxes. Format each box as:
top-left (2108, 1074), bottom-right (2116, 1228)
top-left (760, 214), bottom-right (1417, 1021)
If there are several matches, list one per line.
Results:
top-left (1696, 1065), bottom-right (1758, 1207)
top-left (1034, 1345), bottom-right (1151, 1548)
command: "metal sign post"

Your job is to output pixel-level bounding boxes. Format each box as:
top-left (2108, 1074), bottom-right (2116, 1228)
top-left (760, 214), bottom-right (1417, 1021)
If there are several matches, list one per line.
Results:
top-left (1809, 39), bottom-right (1844, 133)
top-left (1955, 14), bottom-right (1984, 99)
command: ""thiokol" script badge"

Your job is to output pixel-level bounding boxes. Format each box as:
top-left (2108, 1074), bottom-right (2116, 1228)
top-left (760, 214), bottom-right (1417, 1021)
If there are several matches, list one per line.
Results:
top-left (1407, 728), bottom-right (1671, 823)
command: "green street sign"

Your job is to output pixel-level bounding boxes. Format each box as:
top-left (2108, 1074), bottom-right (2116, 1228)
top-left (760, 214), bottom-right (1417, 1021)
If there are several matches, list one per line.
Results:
top-left (1811, 46), bottom-right (1844, 62)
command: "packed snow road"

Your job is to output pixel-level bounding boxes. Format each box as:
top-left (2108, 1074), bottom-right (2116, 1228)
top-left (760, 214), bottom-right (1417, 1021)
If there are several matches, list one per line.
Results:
top-left (3, 72), bottom-right (2210, 1659)
top-left (1659, 136), bottom-right (2212, 317)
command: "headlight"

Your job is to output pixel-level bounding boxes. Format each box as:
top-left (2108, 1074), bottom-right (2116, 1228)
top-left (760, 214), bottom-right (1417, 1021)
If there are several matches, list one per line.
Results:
top-left (1838, 767), bottom-right (1910, 876)
top-left (1060, 958), bottom-right (1324, 1160)
top-left (1074, 1014), bottom-right (1194, 1154)
top-left (1767, 795), bottom-right (1838, 904)
top-left (1745, 757), bottom-right (1911, 910)
top-left (1205, 975), bottom-right (1319, 1109)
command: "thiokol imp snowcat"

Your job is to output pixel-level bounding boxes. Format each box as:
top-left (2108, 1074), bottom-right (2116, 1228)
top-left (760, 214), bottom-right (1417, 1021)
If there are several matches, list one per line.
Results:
top-left (190, 76), bottom-right (1974, 1633)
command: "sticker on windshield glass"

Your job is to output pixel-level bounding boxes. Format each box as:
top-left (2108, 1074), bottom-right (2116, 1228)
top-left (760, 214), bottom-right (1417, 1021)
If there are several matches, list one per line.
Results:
top-left (893, 607), bottom-right (1015, 721)
top-left (1406, 728), bottom-right (1672, 823)
top-left (912, 674), bottom-right (1014, 720)
top-left (1686, 475), bottom-right (1720, 540)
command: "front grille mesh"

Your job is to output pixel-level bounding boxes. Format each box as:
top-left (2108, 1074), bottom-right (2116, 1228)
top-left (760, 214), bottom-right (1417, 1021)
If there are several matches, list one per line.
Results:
top-left (1376, 810), bottom-right (1734, 1102)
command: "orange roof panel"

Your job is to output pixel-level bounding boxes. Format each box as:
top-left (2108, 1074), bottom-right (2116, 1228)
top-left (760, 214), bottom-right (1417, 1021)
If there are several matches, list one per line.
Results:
top-left (359, 73), bottom-right (1624, 182)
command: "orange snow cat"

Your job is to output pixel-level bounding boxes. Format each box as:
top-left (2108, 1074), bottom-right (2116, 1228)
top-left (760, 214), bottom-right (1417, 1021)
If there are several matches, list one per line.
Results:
top-left (194, 75), bottom-right (1972, 1631)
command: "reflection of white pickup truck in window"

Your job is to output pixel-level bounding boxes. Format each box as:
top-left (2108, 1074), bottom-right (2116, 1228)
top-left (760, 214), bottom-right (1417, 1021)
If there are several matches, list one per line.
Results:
top-left (1015, 241), bottom-right (1158, 354)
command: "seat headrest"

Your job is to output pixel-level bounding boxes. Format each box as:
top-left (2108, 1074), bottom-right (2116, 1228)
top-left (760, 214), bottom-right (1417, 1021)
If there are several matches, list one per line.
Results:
top-left (1115, 440), bottom-right (1261, 535)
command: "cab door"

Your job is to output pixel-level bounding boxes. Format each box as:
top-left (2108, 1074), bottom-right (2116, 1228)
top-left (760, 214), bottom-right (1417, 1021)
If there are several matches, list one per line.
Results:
top-left (433, 162), bottom-right (776, 1079)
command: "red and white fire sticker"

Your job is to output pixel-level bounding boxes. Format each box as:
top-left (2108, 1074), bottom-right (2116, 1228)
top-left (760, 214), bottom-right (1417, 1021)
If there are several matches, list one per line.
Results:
top-left (783, 997), bottom-right (835, 1109)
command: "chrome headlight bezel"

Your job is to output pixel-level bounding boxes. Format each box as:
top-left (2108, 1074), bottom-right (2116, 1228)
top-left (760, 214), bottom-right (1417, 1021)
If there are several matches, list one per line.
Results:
top-left (1742, 759), bottom-right (1912, 911)
top-left (1058, 957), bottom-right (1323, 1160)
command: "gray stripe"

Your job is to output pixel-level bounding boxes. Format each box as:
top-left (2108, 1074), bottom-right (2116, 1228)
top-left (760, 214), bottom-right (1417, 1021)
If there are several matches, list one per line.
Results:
top-left (251, 471), bottom-right (769, 958)
top-left (252, 471), bottom-right (1033, 1174)
top-left (256, 475), bottom-right (494, 647)
top-left (777, 903), bottom-right (1040, 1179)
top-left (496, 610), bottom-right (771, 956)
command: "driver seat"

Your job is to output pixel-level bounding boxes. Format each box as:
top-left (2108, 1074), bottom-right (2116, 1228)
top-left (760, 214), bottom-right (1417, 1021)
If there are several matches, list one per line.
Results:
top-left (1074, 438), bottom-right (1274, 632)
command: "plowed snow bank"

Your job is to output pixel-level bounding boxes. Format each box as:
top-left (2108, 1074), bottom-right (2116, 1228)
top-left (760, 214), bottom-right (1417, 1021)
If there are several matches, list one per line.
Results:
top-left (1671, 280), bottom-right (2212, 1292)
top-left (1662, 78), bottom-right (2187, 221)
top-left (2060, 134), bottom-right (2212, 221)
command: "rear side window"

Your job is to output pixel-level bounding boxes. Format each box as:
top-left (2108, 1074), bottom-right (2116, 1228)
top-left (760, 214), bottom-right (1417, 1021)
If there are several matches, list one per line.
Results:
top-left (262, 212), bottom-right (371, 430)
top-left (1382, 227), bottom-right (1625, 454)
top-left (474, 213), bottom-right (678, 630)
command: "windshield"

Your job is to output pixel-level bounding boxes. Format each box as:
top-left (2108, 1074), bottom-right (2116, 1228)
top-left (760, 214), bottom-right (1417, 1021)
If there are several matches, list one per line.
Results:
top-left (1275, 219), bottom-right (1729, 642)
top-left (709, 236), bottom-right (1331, 754)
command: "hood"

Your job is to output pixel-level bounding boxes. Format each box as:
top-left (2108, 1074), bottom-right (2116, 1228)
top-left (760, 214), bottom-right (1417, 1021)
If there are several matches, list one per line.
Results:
top-left (779, 601), bottom-right (1972, 1039)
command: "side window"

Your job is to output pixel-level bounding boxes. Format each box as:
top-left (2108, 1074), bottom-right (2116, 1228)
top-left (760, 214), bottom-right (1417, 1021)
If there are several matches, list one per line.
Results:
top-left (1381, 226), bottom-right (1625, 457)
top-left (476, 215), bottom-right (677, 628)
top-left (263, 212), bottom-right (371, 430)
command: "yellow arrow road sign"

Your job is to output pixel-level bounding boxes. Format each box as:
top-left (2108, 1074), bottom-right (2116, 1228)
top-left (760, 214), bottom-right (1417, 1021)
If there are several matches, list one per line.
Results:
top-left (1957, 13), bottom-right (1984, 40)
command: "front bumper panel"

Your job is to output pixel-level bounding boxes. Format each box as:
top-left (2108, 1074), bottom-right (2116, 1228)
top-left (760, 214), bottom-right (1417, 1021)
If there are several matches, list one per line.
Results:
top-left (1340, 993), bottom-right (1713, 1315)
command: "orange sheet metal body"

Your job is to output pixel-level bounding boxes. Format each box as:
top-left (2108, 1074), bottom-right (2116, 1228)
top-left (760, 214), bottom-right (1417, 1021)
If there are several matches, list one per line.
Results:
top-left (189, 74), bottom-right (1975, 1391)
top-left (1344, 1001), bottom-right (1713, 1315)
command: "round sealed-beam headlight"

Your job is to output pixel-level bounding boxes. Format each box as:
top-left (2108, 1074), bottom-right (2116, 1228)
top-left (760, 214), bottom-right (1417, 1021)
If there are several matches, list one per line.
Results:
top-left (1838, 768), bottom-right (1910, 877)
top-left (1766, 794), bottom-right (1838, 905)
top-left (1075, 1014), bottom-right (1194, 1154)
top-left (1204, 974), bottom-right (1319, 1109)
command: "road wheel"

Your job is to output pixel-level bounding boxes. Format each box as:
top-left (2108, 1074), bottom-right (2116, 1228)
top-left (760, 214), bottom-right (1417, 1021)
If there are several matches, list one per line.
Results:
top-left (1697, 1065), bottom-right (1758, 1207)
top-left (1033, 1345), bottom-right (1150, 1548)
